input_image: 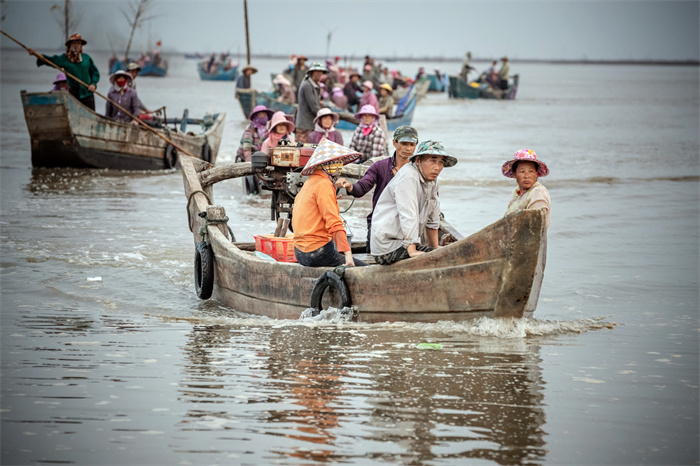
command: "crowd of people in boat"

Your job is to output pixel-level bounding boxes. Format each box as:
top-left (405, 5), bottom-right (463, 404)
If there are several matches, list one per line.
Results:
top-left (201, 52), bottom-right (237, 74)
top-left (460, 51), bottom-right (513, 90)
top-left (236, 54), bottom-right (427, 116)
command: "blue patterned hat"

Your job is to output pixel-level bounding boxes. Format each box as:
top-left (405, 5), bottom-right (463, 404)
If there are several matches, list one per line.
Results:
top-left (409, 140), bottom-right (457, 167)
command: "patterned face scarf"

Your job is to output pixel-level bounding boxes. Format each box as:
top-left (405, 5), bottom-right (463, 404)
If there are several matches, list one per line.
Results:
top-left (252, 114), bottom-right (269, 138)
top-left (66, 45), bottom-right (83, 64)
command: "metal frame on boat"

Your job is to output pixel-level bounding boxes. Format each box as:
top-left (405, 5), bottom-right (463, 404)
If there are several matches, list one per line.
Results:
top-left (21, 90), bottom-right (225, 170)
top-left (180, 154), bottom-right (547, 322)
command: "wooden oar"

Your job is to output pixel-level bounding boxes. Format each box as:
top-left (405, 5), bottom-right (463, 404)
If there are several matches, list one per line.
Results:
top-left (0, 29), bottom-right (197, 159)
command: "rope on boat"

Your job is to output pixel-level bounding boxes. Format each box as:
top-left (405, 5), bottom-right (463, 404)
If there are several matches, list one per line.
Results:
top-left (186, 189), bottom-right (236, 242)
top-left (186, 190), bottom-right (212, 232)
top-left (339, 197), bottom-right (355, 213)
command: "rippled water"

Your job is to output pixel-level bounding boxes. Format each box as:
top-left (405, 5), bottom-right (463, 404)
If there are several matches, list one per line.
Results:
top-left (1, 50), bottom-right (698, 464)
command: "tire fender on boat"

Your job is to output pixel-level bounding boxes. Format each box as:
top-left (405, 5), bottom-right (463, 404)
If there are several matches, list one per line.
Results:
top-left (310, 270), bottom-right (351, 315)
top-left (165, 144), bottom-right (178, 169)
top-left (194, 241), bottom-right (214, 299)
top-left (201, 142), bottom-right (212, 163)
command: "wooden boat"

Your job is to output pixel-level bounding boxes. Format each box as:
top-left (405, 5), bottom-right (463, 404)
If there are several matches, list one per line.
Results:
top-left (427, 74), bottom-right (447, 92)
top-left (198, 63), bottom-right (239, 81)
top-left (139, 59), bottom-right (168, 77)
top-left (21, 90), bottom-right (225, 170)
top-left (448, 74), bottom-right (519, 100)
top-left (236, 85), bottom-right (419, 133)
top-left (180, 153), bottom-right (547, 323)
top-left (393, 77), bottom-right (430, 101)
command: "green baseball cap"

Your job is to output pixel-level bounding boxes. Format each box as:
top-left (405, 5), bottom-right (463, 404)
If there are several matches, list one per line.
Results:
top-left (392, 125), bottom-right (418, 143)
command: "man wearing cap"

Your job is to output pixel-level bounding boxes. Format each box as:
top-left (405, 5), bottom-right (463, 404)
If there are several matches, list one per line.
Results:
top-left (295, 62), bottom-right (327, 143)
top-left (28, 33), bottom-right (100, 110)
top-left (125, 62), bottom-right (151, 113)
top-left (370, 140), bottom-right (458, 265)
top-left (334, 126), bottom-right (418, 253)
top-left (290, 54), bottom-right (308, 93)
top-left (236, 64), bottom-right (257, 90)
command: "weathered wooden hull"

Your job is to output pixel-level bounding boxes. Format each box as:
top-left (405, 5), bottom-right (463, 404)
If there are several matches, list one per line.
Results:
top-left (181, 155), bottom-right (547, 322)
top-left (448, 75), bottom-right (519, 100)
top-left (198, 64), bottom-right (239, 81)
top-left (427, 74), bottom-right (447, 92)
top-left (21, 91), bottom-right (225, 170)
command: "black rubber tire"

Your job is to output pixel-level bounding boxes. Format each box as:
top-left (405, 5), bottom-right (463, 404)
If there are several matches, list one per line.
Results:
top-left (310, 271), bottom-right (351, 314)
top-left (194, 241), bottom-right (214, 299)
top-left (164, 144), bottom-right (178, 169)
top-left (201, 142), bottom-right (212, 163)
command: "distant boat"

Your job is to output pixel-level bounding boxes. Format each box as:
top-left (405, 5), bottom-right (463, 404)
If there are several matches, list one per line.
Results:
top-left (108, 57), bottom-right (168, 77)
top-left (198, 63), bottom-right (239, 81)
top-left (236, 82), bottom-right (420, 133)
top-left (448, 74), bottom-right (519, 100)
top-left (21, 90), bottom-right (225, 170)
top-left (427, 74), bottom-right (447, 92)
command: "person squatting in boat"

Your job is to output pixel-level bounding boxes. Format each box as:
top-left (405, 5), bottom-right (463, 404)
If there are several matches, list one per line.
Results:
top-left (335, 125), bottom-right (418, 253)
top-left (370, 140), bottom-right (458, 265)
top-left (292, 140), bottom-right (369, 268)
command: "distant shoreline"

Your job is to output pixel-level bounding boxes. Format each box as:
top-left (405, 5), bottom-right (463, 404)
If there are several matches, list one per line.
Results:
top-left (2, 47), bottom-right (697, 66)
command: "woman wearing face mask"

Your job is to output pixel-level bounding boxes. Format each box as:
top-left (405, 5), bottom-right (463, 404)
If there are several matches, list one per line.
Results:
top-left (237, 105), bottom-right (274, 162)
top-left (28, 33), bottom-right (100, 110)
top-left (292, 138), bottom-right (368, 267)
top-left (307, 108), bottom-right (343, 145)
top-left (260, 111), bottom-right (296, 154)
top-left (348, 105), bottom-right (387, 163)
top-left (104, 71), bottom-right (140, 124)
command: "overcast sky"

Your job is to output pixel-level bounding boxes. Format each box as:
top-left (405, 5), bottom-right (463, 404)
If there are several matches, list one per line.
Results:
top-left (1, 0), bottom-right (698, 61)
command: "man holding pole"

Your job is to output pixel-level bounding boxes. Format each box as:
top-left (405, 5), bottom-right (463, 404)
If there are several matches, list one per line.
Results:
top-left (27, 33), bottom-right (100, 110)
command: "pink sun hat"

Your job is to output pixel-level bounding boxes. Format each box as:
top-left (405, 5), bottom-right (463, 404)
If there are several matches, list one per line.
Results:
top-left (501, 149), bottom-right (549, 178)
top-left (354, 104), bottom-right (380, 120)
top-left (362, 80), bottom-right (373, 90)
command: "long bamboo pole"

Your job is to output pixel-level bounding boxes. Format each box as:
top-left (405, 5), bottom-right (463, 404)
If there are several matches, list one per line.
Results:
top-left (244, 0), bottom-right (250, 65)
top-left (0, 29), bottom-right (197, 159)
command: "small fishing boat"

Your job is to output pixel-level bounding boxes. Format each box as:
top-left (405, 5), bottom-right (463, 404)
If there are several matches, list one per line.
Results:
top-left (180, 151), bottom-right (547, 323)
top-left (21, 90), bottom-right (225, 170)
top-left (393, 77), bottom-right (430, 101)
top-left (448, 74), bottom-right (519, 100)
top-left (235, 84), bottom-right (420, 133)
top-left (198, 63), bottom-right (239, 81)
top-left (139, 59), bottom-right (168, 77)
top-left (427, 74), bottom-right (447, 92)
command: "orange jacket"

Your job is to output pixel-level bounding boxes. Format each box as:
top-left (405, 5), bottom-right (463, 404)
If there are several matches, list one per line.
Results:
top-left (292, 171), bottom-right (350, 253)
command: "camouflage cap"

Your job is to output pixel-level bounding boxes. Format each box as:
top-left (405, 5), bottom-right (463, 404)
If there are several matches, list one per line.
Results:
top-left (409, 140), bottom-right (458, 168)
top-left (392, 125), bottom-right (418, 143)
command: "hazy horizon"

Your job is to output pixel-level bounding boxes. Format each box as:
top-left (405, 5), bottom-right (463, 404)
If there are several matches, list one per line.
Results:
top-left (1, 0), bottom-right (698, 62)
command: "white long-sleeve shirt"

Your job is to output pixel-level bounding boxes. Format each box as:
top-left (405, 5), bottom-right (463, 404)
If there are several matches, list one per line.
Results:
top-left (370, 163), bottom-right (441, 256)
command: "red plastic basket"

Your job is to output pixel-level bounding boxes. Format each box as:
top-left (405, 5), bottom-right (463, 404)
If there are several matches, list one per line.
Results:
top-left (254, 234), bottom-right (297, 262)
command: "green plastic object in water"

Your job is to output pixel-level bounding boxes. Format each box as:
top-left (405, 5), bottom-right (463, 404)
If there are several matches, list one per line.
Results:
top-left (416, 343), bottom-right (442, 350)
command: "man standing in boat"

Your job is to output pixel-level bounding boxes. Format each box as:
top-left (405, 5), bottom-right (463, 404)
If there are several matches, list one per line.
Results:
top-left (295, 62), bottom-right (327, 143)
top-left (236, 64), bottom-right (258, 90)
top-left (334, 125), bottom-right (419, 253)
top-left (28, 33), bottom-right (100, 111)
top-left (370, 140), bottom-right (458, 265)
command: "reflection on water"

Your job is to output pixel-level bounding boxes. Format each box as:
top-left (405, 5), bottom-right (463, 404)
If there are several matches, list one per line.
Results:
top-left (176, 320), bottom-right (554, 464)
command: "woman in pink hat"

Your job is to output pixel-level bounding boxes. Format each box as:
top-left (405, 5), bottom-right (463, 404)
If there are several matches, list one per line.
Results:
top-left (502, 148), bottom-right (551, 228)
top-left (307, 108), bottom-right (343, 145)
top-left (50, 72), bottom-right (68, 92)
top-left (260, 111), bottom-right (296, 153)
top-left (237, 105), bottom-right (274, 162)
top-left (349, 105), bottom-right (387, 163)
top-left (359, 80), bottom-right (379, 113)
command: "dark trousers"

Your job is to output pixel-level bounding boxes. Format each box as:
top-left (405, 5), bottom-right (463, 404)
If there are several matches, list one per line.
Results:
top-left (69, 86), bottom-right (95, 111)
top-left (295, 240), bottom-right (368, 267)
top-left (374, 244), bottom-right (434, 266)
top-left (365, 218), bottom-right (372, 253)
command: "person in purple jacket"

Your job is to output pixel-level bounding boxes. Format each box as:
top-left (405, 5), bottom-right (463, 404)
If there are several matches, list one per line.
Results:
top-left (105, 71), bottom-right (140, 124)
top-left (307, 108), bottom-right (344, 145)
top-left (334, 125), bottom-right (418, 252)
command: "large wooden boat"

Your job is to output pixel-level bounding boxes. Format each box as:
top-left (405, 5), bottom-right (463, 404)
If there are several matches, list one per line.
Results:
top-left (448, 74), bottom-right (519, 100)
top-left (21, 90), bottom-right (225, 170)
top-left (235, 85), bottom-right (419, 133)
top-left (180, 153), bottom-right (547, 323)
